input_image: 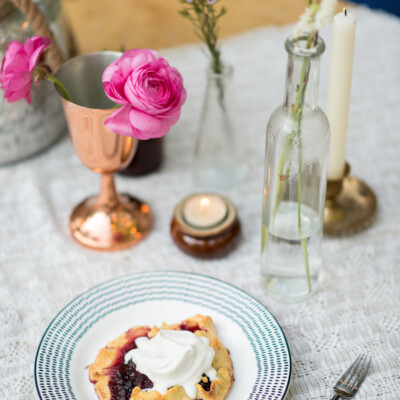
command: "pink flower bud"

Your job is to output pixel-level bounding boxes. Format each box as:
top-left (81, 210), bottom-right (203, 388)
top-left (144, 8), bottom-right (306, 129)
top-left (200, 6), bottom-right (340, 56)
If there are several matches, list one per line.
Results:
top-left (102, 49), bottom-right (187, 140)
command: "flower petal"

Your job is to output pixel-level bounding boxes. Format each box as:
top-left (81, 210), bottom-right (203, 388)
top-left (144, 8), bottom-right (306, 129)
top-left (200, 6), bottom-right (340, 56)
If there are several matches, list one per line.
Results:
top-left (129, 108), bottom-right (171, 139)
top-left (104, 105), bottom-right (135, 136)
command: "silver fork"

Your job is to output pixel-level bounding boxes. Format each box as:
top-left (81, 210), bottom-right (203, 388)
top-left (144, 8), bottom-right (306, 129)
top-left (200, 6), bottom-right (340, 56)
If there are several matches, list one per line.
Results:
top-left (330, 354), bottom-right (371, 399)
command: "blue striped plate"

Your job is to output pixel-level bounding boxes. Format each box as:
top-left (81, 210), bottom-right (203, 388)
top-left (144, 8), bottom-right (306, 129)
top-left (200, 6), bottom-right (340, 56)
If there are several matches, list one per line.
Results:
top-left (35, 271), bottom-right (291, 399)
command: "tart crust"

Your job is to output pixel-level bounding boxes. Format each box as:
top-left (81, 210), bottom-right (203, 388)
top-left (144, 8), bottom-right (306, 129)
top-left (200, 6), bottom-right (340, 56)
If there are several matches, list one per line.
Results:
top-left (89, 314), bottom-right (234, 400)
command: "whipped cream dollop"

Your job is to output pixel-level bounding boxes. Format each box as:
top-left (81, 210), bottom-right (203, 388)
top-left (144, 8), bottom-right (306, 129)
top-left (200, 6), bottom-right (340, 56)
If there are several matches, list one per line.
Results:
top-left (124, 329), bottom-right (217, 398)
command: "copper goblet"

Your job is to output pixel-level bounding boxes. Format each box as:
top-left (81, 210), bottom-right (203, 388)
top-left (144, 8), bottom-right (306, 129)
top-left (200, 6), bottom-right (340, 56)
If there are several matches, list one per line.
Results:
top-left (55, 52), bottom-right (152, 251)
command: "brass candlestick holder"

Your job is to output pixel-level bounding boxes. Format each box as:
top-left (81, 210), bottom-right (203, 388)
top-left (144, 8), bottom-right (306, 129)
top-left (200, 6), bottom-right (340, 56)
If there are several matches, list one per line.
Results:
top-left (324, 163), bottom-right (377, 236)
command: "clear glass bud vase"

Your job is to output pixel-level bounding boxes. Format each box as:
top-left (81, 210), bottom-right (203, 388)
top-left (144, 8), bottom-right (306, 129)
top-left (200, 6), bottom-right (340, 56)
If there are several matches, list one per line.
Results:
top-left (193, 64), bottom-right (245, 189)
top-left (261, 35), bottom-right (330, 302)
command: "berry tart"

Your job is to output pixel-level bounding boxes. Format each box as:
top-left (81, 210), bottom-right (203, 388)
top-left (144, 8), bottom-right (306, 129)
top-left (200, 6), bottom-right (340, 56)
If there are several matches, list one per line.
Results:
top-left (89, 314), bottom-right (234, 400)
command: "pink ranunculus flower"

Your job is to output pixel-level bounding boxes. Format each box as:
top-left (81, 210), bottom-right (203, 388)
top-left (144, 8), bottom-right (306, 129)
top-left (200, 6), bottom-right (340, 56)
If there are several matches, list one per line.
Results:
top-left (0, 35), bottom-right (51, 104)
top-left (102, 49), bottom-right (187, 140)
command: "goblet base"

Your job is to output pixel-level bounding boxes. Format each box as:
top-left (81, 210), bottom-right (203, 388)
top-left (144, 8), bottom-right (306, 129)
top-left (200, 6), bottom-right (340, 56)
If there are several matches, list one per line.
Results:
top-left (70, 194), bottom-right (152, 251)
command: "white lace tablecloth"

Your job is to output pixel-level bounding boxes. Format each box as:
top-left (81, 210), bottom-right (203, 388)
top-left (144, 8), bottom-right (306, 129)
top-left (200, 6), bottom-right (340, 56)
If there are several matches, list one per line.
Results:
top-left (0, 6), bottom-right (399, 400)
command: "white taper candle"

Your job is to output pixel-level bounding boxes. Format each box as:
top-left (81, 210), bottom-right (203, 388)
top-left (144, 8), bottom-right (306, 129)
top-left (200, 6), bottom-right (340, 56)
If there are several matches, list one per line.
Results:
top-left (327, 9), bottom-right (356, 180)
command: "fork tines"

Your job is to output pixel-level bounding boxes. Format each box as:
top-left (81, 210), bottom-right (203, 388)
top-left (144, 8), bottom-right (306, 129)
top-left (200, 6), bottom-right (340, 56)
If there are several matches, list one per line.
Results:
top-left (336, 353), bottom-right (371, 393)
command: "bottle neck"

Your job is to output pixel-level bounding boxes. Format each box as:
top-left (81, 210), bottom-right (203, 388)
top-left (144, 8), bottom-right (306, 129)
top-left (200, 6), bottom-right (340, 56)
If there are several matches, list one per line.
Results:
top-left (207, 63), bottom-right (233, 87)
top-left (283, 36), bottom-right (325, 115)
top-left (284, 53), bottom-right (320, 113)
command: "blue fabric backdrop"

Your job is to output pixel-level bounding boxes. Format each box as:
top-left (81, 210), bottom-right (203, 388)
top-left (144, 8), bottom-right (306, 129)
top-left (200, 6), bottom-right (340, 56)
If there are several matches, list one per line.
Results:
top-left (351, 0), bottom-right (400, 16)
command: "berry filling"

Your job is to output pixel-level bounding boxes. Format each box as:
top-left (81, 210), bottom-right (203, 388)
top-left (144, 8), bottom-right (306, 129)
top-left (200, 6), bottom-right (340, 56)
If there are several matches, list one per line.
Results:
top-left (199, 373), bottom-right (212, 391)
top-left (106, 325), bottom-right (210, 400)
top-left (109, 359), bottom-right (153, 399)
top-left (179, 322), bottom-right (202, 333)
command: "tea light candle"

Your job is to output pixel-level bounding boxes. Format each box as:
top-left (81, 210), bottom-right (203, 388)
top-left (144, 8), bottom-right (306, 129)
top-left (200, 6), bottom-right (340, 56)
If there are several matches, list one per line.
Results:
top-left (171, 193), bottom-right (240, 259)
top-left (327, 9), bottom-right (357, 180)
top-left (183, 195), bottom-right (228, 229)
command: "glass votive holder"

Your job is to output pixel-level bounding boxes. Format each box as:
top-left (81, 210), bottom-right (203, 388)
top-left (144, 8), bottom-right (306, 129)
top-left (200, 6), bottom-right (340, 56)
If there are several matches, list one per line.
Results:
top-left (171, 193), bottom-right (241, 259)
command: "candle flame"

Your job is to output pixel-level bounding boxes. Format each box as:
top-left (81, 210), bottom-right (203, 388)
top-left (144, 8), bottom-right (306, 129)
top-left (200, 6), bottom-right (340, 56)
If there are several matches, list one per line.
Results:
top-left (200, 197), bottom-right (210, 207)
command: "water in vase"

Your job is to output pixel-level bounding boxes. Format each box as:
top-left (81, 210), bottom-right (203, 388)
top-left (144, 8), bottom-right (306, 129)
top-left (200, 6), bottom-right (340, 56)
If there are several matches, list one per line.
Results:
top-left (261, 201), bottom-right (323, 301)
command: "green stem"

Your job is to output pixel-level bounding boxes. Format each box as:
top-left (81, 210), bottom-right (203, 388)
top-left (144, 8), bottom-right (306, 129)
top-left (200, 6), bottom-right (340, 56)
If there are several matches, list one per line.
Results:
top-left (271, 58), bottom-right (309, 224)
top-left (180, 0), bottom-right (223, 74)
top-left (47, 75), bottom-right (71, 102)
top-left (297, 119), bottom-right (312, 293)
top-left (302, 237), bottom-right (311, 291)
top-left (271, 137), bottom-right (292, 222)
top-left (295, 34), bottom-right (317, 294)
top-left (295, 56), bottom-right (312, 294)
top-left (271, 35), bottom-right (314, 221)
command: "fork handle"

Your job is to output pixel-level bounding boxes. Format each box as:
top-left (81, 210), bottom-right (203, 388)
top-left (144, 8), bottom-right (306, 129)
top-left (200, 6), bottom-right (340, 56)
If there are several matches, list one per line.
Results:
top-left (330, 395), bottom-right (342, 400)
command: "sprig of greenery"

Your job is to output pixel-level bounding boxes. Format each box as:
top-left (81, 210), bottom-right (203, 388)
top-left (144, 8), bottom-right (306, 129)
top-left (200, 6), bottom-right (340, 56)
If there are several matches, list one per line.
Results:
top-left (179, 0), bottom-right (226, 74)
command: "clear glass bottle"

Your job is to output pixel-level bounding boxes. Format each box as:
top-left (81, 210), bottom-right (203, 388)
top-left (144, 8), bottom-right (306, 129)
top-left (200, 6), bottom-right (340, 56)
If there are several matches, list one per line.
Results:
top-left (193, 64), bottom-right (245, 189)
top-left (261, 35), bottom-right (330, 302)
top-left (0, 0), bottom-right (72, 165)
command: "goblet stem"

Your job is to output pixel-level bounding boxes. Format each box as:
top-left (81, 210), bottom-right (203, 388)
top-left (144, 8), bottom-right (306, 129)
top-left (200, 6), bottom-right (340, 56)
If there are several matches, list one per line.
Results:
top-left (98, 172), bottom-right (119, 209)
